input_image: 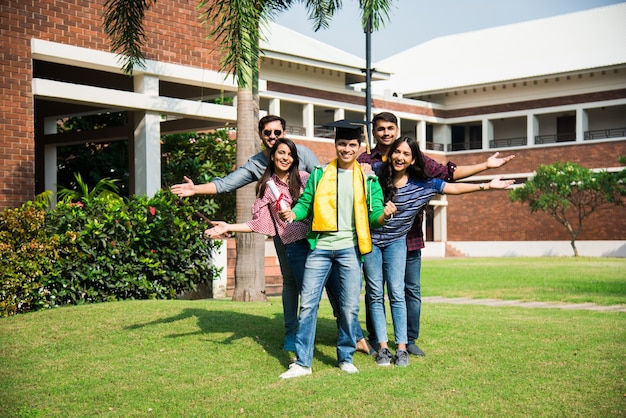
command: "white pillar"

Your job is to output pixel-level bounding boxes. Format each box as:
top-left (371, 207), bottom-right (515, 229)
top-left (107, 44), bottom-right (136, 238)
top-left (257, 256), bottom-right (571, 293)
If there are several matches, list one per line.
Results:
top-left (576, 107), bottom-right (588, 142)
top-left (43, 117), bottom-right (57, 203)
top-left (482, 119), bottom-right (493, 150)
top-left (211, 240), bottom-right (228, 298)
top-left (416, 120), bottom-right (427, 151)
top-left (133, 75), bottom-right (161, 197)
top-left (432, 198), bottom-right (448, 242)
top-left (528, 114), bottom-right (538, 146)
top-left (269, 98), bottom-right (280, 116)
top-left (303, 103), bottom-right (315, 137)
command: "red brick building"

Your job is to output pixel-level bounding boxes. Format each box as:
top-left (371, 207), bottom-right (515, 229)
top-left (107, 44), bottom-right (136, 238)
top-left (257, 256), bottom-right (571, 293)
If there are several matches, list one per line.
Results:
top-left (1, 1), bottom-right (625, 260)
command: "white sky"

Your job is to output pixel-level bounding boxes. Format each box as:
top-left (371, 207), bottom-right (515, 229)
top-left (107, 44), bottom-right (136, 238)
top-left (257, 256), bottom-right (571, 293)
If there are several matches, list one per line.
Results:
top-left (276, 0), bottom-right (625, 61)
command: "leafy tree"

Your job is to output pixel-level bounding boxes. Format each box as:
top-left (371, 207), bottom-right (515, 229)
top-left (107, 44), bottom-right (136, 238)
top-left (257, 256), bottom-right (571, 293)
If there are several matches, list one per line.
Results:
top-left (161, 130), bottom-right (237, 223)
top-left (103, 0), bottom-right (394, 301)
top-left (509, 160), bottom-right (625, 256)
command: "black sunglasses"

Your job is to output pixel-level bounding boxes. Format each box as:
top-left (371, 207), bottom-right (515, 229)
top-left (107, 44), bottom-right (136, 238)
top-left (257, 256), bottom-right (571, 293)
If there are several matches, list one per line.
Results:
top-left (263, 129), bottom-right (283, 137)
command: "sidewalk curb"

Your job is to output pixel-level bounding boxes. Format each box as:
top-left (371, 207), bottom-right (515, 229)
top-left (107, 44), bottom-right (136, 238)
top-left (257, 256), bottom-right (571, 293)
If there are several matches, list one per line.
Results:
top-left (423, 296), bottom-right (626, 312)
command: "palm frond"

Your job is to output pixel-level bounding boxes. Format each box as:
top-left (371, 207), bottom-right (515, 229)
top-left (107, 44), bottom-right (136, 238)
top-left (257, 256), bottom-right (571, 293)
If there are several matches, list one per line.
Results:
top-left (103, 0), bottom-right (157, 74)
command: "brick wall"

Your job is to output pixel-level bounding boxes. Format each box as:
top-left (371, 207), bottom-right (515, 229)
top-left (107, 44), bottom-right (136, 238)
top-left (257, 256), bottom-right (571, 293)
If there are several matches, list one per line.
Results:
top-left (0, 0), bottom-right (222, 209)
top-left (433, 140), bottom-right (626, 241)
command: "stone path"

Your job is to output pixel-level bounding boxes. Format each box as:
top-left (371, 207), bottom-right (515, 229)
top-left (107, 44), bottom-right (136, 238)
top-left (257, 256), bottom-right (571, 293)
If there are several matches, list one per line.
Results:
top-left (423, 296), bottom-right (626, 312)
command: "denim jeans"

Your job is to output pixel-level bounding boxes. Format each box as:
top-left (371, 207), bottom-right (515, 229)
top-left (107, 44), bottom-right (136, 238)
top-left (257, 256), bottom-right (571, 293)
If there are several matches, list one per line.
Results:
top-left (295, 246), bottom-right (362, 368)
top-left (363, 238), bottom-right (408, 345)
top-left (325, 266), bottom-right (365, 342)
top-left (405, 249), bottom-right (422, 344)
top-left (274, 236), bottom-right (308, 339)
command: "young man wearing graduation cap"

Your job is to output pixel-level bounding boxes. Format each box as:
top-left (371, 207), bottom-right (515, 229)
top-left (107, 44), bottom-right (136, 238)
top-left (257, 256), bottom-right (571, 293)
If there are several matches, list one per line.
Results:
top-left (278, 120), bottom-right (396, 379)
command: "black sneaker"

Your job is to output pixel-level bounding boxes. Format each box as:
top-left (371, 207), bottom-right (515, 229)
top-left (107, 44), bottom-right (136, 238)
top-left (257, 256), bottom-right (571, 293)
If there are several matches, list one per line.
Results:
top-left (375, 347), bottom-right (393, 367)
top-left (394, 349), bottom-right (410, 367)
top-left (407, 343), bottom-right (425, 356)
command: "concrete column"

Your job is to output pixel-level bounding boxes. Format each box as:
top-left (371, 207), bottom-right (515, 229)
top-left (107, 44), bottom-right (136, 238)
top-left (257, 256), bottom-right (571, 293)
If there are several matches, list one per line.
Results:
top-left (269, 98), bottom-right (280, 116)
top-left (133, 111), bottom-right (161, 197)
top-left (528, 114), bottom-right (538, 146)
top-left (416, 120), bottom-right (427, 151)
top-left (482, 118), bottom-right (493, 149)
top-left (432, 198), bottom-right (448, 242)
top-left (303, 103), bottom-right (314, 137)
top-left (576, 107), bottom-right (588, 142)
top-left (133, 75), bottom-right (161, 197)
top-left (211, 240), bottom-right (228, 298)
top-left (43, 117), bottom-right (57, 204)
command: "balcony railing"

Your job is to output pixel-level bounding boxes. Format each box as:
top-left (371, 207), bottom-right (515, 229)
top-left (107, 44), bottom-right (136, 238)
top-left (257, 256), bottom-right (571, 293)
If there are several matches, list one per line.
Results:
top-left (584, 127), bottom-right (626, 140)
top-left (425, 142), bottom-right (445, 152)
top-left (489, 137), bottom-right (527, 148)
top-left (535, 134), bottom-right (575, 144)
top-left (286, 126), bottom-right (306, 136)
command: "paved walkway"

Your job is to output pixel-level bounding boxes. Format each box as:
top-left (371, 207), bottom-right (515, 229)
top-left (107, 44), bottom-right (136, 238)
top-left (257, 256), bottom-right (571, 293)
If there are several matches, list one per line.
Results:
top-left (423, 296), bottom-right (626, 312)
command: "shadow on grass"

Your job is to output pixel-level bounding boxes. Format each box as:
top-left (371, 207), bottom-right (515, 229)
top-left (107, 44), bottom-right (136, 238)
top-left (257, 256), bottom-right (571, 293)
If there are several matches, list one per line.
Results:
top-left (126, 307), bottom-right (342, 369)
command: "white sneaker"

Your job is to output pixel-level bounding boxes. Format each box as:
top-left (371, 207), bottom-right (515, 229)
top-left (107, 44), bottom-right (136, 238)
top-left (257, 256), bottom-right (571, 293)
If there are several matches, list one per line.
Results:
top-left (279, 363), bottom-right (312, 379)
top-left (338, 362), bottom-right (359, 374)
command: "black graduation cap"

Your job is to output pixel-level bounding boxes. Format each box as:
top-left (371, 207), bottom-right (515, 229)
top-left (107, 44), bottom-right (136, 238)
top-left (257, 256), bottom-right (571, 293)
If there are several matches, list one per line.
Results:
top-left (325, 119), bottom-right (367, 141)
top-left (324, 119), bottom-right (371, 152)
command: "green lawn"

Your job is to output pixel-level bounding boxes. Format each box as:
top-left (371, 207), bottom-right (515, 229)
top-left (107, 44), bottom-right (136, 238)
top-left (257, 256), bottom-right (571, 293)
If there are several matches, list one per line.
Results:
top-left (1, 258), bottom-right (625, 417)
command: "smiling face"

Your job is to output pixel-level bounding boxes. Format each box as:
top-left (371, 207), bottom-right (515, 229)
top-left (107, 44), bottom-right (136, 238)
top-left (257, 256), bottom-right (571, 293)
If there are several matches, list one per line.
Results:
top-left (260, 119), bottom-right (286, 150)
top-left (335, 138), bottom-right (360, 169)
top-left (390, 141), bottom-right (415, 175)
top-left (271, 143), bottom-right (294, 176)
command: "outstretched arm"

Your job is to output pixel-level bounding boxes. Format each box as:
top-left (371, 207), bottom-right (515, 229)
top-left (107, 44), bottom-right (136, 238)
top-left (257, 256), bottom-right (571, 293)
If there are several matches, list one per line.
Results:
top-left (205, 220), bottom-right (252, 239)
top-left (171, 176), bottom-right (218, 197)
top-left (443, 176), bottom-right (515, 195)
top-left (452, 152), bottom-right (516, 180)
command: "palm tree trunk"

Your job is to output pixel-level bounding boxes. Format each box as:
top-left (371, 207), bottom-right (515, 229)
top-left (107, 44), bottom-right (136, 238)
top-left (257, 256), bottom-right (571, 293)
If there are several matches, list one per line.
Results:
top-left (232, 87), bottom-right (266, 301)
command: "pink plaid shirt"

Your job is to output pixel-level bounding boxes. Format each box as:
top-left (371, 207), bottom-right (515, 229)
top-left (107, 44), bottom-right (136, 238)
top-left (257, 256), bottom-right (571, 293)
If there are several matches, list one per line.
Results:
top-left (247, 172), bottom-right (310, 245)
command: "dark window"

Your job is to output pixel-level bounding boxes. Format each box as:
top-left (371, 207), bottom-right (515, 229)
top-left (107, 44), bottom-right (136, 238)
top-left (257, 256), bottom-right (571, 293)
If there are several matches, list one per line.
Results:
top-left (557, 115), bottom-right (576, 142)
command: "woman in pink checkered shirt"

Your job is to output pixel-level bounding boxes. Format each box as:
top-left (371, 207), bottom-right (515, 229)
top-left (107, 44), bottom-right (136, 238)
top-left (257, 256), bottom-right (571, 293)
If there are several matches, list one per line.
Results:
top-left (206, 138), bottom-right (310, 352)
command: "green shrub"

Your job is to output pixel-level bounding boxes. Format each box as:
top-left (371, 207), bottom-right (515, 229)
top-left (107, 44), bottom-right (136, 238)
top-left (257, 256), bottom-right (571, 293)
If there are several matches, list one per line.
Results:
top-left (0, 191), bottom-right (219, 316)
top-left (45, 190), bottom-right (218, 305)
top-left (0, 203), bottom-right (59, 316)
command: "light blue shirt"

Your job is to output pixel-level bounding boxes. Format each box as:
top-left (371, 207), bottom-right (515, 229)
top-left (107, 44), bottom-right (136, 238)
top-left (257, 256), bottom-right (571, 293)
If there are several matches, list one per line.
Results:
top-left (213, 144), bottom-right (320, 193)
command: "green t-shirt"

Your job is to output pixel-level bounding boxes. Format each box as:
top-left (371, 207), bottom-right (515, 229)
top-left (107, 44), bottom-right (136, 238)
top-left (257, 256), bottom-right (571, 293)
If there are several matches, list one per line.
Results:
top-left (316, 168), bottom-right (357, 250)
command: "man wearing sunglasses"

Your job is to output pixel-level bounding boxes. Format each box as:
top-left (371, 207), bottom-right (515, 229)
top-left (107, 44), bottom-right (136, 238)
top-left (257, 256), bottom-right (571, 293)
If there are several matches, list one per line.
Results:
top-left (171, 115), bottom-right (320, 197)
top-left (171, 114), bottom-right (320, 352)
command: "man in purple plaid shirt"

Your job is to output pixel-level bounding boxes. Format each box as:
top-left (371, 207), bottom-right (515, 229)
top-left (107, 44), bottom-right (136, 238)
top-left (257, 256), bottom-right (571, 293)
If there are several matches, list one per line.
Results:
top-left (358, 112), bottom-right (515, 356)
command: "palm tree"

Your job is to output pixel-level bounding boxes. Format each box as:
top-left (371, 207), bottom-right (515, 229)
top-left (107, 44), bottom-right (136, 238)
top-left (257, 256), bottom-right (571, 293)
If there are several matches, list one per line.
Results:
top-left (103, 0), bottom-right (394, 301)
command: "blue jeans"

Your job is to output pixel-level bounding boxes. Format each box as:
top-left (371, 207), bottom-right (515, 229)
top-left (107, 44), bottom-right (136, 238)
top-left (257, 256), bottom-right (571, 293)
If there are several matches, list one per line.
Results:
top-left (363, 239), bottom-right (408, 345)
top-left (325, 266), bottom-right (366, 341)
top-left (274, 236), bottom-right (308, 338)
top-left (295, 246), bottom-right (362, 368)
top-left (405, 249), bottom-right (422, 344)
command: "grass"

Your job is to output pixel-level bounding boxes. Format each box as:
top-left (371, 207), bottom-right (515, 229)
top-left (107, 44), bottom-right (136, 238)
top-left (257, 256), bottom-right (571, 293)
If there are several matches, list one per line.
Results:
top-left (422, 257), bottom-right (626, 305)
top-left (1, 258), bottom-right (625, 417)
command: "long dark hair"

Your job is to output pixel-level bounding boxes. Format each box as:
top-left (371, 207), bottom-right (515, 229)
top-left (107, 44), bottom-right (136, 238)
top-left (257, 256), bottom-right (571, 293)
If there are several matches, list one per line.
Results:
top-left (256, 138), bottom-right (303, 205)
top-left (378, 136), bottom-right (426, 202)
